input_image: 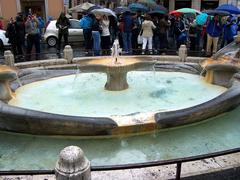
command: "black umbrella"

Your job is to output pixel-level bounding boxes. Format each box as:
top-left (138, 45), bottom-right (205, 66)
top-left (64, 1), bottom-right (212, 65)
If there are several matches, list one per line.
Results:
top-left (203, 9), bottom-right (230, 16)
top-left (148, 10), bottom-right (166, 16)
top-left (114, 6), bottom-right (131, 14)
top-left (87, 5), bottom-right (102, 13)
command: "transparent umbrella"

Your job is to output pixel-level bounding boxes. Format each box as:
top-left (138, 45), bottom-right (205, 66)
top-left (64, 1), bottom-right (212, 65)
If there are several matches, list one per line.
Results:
top-left (68, 2), bottom-right (95, 13)
top-left (91, 8), bottom-right (117, 18)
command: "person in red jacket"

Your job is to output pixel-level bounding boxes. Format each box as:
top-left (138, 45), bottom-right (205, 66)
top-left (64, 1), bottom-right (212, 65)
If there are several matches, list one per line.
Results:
top-left (0, 18), bottom-right (3, 30)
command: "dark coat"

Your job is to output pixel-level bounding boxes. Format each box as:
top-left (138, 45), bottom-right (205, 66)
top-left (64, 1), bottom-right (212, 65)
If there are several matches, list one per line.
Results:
top-left (56, 13), bottom-right (70, 34)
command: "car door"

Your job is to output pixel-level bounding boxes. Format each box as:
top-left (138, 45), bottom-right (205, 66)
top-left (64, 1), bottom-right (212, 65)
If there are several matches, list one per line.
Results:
top-left (68, 19), bottom-right (84, 42)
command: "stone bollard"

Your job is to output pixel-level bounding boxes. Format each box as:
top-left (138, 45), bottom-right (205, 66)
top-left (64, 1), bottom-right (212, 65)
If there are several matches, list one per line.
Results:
top-left (178, 45), bottom-right (187, 62)
top-left (55, 146), bottom-right (91, 180)
top-left (4, 50), bottom-right (15, 67)
top-left (63, 45), bottom-right (73, 64)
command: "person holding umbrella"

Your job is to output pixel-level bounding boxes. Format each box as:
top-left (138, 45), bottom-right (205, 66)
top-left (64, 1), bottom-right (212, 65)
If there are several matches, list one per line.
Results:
top-left (206, 15), bottom-right (223, 56)
top-left (122, 11), bottom-right (134, 54)
top-left (132, 11), bottom-right (143, 54)
top-left (80, 12), bottom-right (93, 54)
top-left (90, 14), bottom-right (102, 56)
top-left (141, 14), bottom-right (156, 54)
top-left (222, 16), bottom-right (238, 48)
top-left (100, 15), bottom-right (111, 55)
top-left (174, 16), bottom-right (186, 49)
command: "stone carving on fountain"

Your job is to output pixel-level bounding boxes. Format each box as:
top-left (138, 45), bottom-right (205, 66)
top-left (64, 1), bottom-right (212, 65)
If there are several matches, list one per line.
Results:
top-left (0, 66), bottom-right (17, 102)
top-left (201, 35), bottom-right (240, 87)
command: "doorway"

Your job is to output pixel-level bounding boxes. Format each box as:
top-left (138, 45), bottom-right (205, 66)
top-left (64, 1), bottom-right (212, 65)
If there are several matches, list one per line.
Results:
top-left (201, 0), bottom-right (219, 10)
top-left (20, 0), bottom-right (45, 18)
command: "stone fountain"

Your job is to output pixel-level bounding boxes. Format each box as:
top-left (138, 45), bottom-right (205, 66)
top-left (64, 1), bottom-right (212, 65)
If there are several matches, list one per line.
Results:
top-left (77, 39), bottom-right (156, 91)
top-left (0, 37), bottom-right (239, 136)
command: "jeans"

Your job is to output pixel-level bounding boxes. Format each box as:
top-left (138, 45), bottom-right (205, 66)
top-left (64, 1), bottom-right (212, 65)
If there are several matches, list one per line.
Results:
top-left (153, 35), bottom-right (160, 50)
top-left (83, 29), bottom-right (92, 50)
top-left (26, 34), bottom-right (40, 61)
top-left (57, 32), bottom-right (68, 51)
top-left (92, 31), bottom-right (101, 56)
top-left (122, 32), bottom-right (132, 53)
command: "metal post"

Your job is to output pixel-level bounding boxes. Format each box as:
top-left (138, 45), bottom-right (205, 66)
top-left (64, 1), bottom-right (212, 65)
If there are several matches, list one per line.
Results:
top-left (176, 162), bottom-right (182, 180)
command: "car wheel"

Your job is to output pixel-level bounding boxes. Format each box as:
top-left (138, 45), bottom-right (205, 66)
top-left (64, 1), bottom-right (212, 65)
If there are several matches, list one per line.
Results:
top-left (47, 36), bottom-right (57, 47)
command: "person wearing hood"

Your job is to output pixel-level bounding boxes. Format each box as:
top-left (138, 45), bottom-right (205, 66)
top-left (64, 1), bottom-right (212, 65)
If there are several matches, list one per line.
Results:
top-left (80, 12), bottom-right (93, 53)
top-left (221, 16), bottom-right (238, 48)
top-left (141, 14), bottom-right (156, 54)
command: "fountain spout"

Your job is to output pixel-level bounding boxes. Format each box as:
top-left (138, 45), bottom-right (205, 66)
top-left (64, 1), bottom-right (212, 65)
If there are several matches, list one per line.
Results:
top-left (111, 39), bottom-right (122, 64)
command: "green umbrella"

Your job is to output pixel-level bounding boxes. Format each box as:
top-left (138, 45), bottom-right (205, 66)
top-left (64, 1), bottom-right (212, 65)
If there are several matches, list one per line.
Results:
top-left (176, 8), bottom-right (201, 14)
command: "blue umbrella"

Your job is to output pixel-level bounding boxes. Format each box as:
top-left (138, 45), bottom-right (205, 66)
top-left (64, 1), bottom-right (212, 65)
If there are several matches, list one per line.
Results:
top-left (216, 4), bottom-right (240, 14)
top-left (128, 3), bottom-right (148, 12)
top-left (196, 13), bottom-right (208, 25)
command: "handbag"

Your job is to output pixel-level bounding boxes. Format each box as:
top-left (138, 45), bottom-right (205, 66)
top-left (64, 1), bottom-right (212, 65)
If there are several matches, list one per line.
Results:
top-left (138, 34), bottom-right (143, 44)
top-left (178, 31), bottom-right (187, 42)
top-left (138, 29), bottom-right (143, 44)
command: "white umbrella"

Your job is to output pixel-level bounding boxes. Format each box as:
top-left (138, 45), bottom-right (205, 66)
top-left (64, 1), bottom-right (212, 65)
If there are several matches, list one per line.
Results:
top-left (68, 2), bottom-right (95, 13)
top-left (91, 8), bottom-right (117, 18)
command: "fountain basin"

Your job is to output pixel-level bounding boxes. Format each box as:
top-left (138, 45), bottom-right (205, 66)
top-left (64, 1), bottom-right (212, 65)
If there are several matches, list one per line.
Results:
top-left (0, 56), bottom-right (239, 136)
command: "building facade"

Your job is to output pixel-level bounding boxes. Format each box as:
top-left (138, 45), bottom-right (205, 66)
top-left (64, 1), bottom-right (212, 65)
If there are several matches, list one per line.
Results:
top-left (71, 0), bottom-right (229, 10)
top-left (0, 0), bottom-right (65, 28)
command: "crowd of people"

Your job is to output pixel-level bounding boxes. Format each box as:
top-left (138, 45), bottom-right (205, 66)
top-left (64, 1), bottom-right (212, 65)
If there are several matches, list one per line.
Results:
top-left (79, 10), bottom-right (240, 56)
top-left (4, 11), bottom-right (45, 62)
top-left (2, 8), bottom-right (240, 61)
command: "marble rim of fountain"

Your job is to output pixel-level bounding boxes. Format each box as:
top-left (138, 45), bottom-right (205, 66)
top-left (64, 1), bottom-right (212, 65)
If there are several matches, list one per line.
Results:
top-left (0, 58), bottom-right (240, 136)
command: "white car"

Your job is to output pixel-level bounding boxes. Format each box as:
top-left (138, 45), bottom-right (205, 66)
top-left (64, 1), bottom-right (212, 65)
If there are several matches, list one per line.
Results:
top-left (44, 19), bottom-right (84, 47)
top-left (0, 29), bottom-right (10, 50)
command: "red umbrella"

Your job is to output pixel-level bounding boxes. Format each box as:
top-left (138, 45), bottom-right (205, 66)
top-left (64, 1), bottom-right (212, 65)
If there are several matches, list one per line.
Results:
top-left (169, 10), bottom-right (183, 17)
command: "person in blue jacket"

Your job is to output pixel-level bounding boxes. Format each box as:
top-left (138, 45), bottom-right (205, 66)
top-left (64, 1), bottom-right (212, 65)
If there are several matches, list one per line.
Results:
top-left (222, 16), bottom-right (238, 48)
top-left (80, 12), bottom-right (93, 54)
top-left (122, 11), bottom-right (134, 54)
top-left (206, 15), bottom-right (223, 56)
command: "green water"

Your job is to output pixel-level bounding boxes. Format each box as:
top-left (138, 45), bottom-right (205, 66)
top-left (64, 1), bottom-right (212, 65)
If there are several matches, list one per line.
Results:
top-left (9, 72), bottom-right (226, 117)
top-left (0, 106), bottom-right (240, 171)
